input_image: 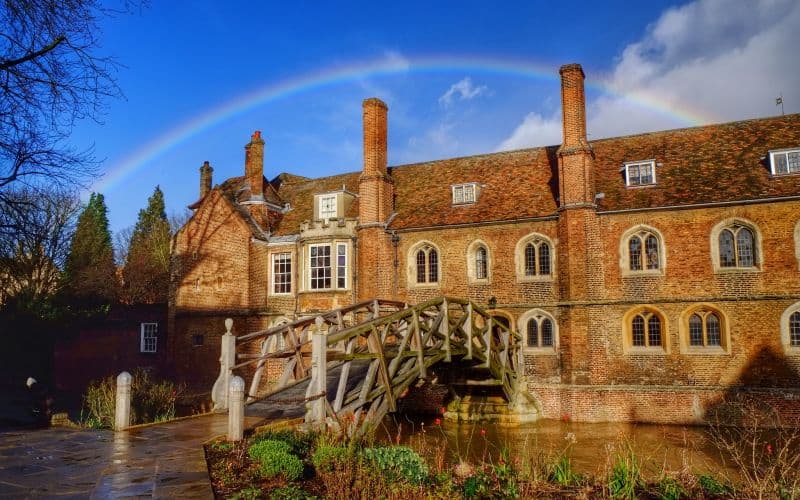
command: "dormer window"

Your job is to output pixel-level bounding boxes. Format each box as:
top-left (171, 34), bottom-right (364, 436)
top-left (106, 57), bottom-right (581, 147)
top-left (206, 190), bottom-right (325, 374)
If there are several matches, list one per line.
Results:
top-left (317, 194), bottom-right (338, 219)
top-left (624, 160), bottom-right (656, 187)
top-left (452, 183), bottom-right (478, 205)
top-left (770, 148), bottom-right (800, 175)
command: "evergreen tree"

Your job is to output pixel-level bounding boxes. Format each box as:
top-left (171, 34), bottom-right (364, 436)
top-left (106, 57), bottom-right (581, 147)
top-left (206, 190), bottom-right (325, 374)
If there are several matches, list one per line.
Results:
top-left (63, 192), bottom-right (118, 311)
top-left (122, 186), bottom-right (171, 304)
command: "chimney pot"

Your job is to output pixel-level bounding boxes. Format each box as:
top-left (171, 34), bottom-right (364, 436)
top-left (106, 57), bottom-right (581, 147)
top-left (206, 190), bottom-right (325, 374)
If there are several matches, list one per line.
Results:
top-left (245, 131), bottom-right (265, 199)
top-left (559, 63), bottom-right (588, 148)
top-left (200, 160), bottom-right (213, 198)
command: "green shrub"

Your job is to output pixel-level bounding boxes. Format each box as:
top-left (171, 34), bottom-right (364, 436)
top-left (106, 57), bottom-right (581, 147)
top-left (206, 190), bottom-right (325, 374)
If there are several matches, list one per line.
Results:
top-left (252, 429), bottom-right (314, 457)
top-left (228, 486), bottom-right (262, 500)
top-left (248, 439), bottom-right (303, 481)
top-left (80, 368), bottom-right (182, 428)
top-left (549, 453), bottom-right (580, 486)
top-left (311, 445), bottom-right (350, 473)
top-left (607, 445), bottom-right (644, 499)
top-left (698, 473), bottom-right (730, 496)
top-left (656, 476), bottom-right (686, 500)
top-left (363, 446), bottom-right (429, 485)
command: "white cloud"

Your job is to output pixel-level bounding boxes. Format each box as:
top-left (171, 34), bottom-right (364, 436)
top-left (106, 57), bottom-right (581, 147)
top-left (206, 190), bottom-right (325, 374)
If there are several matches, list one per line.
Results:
top-left (497, 0), bottom-right (800, 150)
top-left (439, 77), bottom-right (489, 107)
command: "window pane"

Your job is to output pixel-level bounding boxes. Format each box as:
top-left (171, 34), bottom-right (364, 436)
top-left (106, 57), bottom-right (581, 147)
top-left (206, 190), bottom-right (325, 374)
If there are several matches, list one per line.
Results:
top-left (645, 235), bottom-right (659, 270)
top-left (428, 249), bottom-right (438, 283)
top-left (525, 243), bottom-right (536, 276)
top-left (463, 185), bottom-right (475, 203)
top-left (310, 245), bottom-right (331, 289)
top-left (790, 312), bottom-right (800, 347)
top-left (775, 153), bottom-right (789, 174)
top-left (689, 314), bottom-right (703, 346)
top-left (719, 230), bottom-right (735, 267)
top-left (648, 315), bottom-right (661, 347)
top-left (736, 227), bottom-right (754, 267)
top-left (453, 186), bottom-right (464, 204)
top-left (628, 164), bottom-right (640, 185)
top-left (475, 247), bottom-right (487, 279)
top-left (527, 319), bottom-right (538, 347)
top-left (788, 151), bottom-right (800, 173)
top-left (142, 323), bottom-right (157, 353)
top-left (539, 243), bottom-right (551, 275)
top-left (640, 164), bottom-right (653, 184)
top-left (629, 237), bottom-right (642, 270)
top-left (416, 250), bottom-right (426, 283)
top-left (541, 319), bottom-right (553, 346)
top-left (319, 195), bottom-right (337, 219)
top-left (632, 316), bottom-right (645, 346)
top-left (337, 244), bottom-right (347, 289)
top-left (273, 252), bottom-right (292, 294)
top-left (706, 314), bottom-right (721, 346)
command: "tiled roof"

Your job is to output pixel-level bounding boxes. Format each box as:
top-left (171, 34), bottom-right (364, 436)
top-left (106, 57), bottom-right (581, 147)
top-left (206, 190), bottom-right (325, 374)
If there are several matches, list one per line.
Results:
top-left (210, 113), bottom-right (800, 236)
top-left (592, 114), bottom-right (800, 211)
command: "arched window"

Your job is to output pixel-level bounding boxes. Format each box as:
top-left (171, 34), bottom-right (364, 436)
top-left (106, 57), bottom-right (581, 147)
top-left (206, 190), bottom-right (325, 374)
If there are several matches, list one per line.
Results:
top-left (475, 246), bottom-right (487, 280)
top-left (411, 243), bottom-right (440, 285)
top-left (622, 227), bottom-right (663, 272)
top-left (526, 317), bottom-right (554, 348)
top-left (517, 234), bottom-right (554, 280)
top-left (627, 309), bottom-right (663, 348)
top-left (781, 302), bottom-right (800, 354)
top-left (679, 305), bottom-right (729, 353)
top-left (719, 225), bottom-right (755, 267)
top-left (518, 309), bottom-right (558, 352)
top-left (711, 219), bottom-right (760, 271)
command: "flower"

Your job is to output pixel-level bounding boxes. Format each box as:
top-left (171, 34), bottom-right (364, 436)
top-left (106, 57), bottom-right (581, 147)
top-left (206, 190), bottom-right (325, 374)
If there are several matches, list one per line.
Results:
top-left (480, 428), bottom-right (486, 437)
top-left (440, 406), bottom-right (447, 415)
top-left (766, 443), bottom-right (773, 455)
top-left (434, 418), bottom-right (442, 425)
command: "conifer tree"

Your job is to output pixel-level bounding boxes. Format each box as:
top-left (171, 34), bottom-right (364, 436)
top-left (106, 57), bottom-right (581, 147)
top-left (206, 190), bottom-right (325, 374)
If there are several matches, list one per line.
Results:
top-left (63, 192), bottom-right (118, 310)
top-left (122, 186), bottom-right (171, 304)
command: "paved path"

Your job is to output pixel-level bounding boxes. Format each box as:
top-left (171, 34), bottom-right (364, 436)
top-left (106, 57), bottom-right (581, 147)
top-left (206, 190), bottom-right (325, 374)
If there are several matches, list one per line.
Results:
top-left (0, 413), bottom-right (262, 499)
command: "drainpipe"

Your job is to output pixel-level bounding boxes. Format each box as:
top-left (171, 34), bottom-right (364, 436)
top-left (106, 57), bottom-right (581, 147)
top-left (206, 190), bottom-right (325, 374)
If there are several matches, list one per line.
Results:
top-left (351, 236), bottom-right (358, 305)
top-left (390, 230), bottom-right (400, 300)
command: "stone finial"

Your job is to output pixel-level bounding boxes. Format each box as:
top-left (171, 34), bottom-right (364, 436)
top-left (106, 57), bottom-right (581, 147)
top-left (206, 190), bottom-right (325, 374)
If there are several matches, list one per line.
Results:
top-left (115, 371), bottom-right (132, 431)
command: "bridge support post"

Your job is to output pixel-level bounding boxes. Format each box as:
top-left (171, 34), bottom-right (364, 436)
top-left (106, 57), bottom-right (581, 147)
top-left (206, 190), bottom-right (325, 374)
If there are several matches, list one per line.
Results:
top-left (212, 318), bottom-right (236, 410)
top-left (307, 317), bottom-right (327, 425)
top-left (227, 376), bottom-right (245, 442)
top-left (114, 371), bottom-right (131, 431)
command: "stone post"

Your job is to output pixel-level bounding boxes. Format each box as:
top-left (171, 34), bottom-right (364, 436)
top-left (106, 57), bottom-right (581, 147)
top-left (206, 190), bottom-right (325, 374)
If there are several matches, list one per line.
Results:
top-left (227, 376), bottom-right (245, 442)
top-left (212, 318), bottom-right (236, 410)
top-left (308, 317), bottom-right (327, 425)
top-left (115, 371), bottom-right (132, 431)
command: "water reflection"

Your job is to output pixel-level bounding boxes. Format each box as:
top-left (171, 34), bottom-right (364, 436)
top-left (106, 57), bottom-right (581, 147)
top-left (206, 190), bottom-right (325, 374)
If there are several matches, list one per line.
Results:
top-left (377, 415), bottom-right (738, 480)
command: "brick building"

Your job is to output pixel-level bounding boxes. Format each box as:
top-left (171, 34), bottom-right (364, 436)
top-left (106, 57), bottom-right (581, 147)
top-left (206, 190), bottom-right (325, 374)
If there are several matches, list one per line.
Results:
top-left (169, 63), bottom-right (800, 424)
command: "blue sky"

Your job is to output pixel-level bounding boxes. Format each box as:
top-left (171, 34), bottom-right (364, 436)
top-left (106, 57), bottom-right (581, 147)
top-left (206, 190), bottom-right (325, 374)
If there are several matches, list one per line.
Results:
top-left (71, 0), bottom-right (800, 235)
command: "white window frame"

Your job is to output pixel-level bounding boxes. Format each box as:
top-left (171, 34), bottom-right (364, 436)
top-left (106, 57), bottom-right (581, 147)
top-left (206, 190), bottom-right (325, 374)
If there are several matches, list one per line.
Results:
top-left (624, 160), bottom-right (656, 187)
top-left (307, 242), bottom-right (349, 291)
top-left (451, 183), bottom-right (477, 205)
top-left (140, 323), bottom-right (158, 353)
top-left (271, 252), bottom-right (292, 295)
top-left (309, 244), bottom-right (332, 290)
top-left (769, 148), bottom-right (800, 176)
top-left (318, 194), bottom-right (338, 219)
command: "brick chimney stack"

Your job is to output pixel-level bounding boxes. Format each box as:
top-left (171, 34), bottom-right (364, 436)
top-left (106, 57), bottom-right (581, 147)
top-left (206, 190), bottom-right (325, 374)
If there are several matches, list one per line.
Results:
top-left (199, 160), bottom-right (213, 198)
top-left (362, 98), bottom-right (388, 177)
top-left (560, 64), bottom-right (589, 148)
top-left (245, 130), bottom-right (265, 200)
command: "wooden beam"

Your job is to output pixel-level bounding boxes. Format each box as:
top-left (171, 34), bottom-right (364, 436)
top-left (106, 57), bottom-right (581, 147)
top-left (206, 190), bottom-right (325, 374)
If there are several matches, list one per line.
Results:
top-left (368, 326), bottom-right (396, 412)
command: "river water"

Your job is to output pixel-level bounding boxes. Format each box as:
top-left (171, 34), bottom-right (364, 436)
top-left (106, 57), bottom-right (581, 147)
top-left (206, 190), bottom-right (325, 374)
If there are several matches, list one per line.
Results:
top-left (377, 415), bottom-right (738, 480)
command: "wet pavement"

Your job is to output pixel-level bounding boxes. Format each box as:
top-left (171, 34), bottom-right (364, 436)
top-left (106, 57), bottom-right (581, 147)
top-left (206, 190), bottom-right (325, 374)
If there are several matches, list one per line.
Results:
top-left (0, 413), bottom-right (262, 499)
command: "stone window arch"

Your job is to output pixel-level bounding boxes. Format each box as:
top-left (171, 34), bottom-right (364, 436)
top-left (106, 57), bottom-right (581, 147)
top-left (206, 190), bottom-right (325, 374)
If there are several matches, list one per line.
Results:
top-left (515, 233), bottom-right (555, 282)
top-left (622, 306), bottom-right (668, 354)
top-left (781, 301), bottom-right (800, 355)
top-left (679, 304), bottom-right (730, 354)
top-left (619, 225), bottom-right (665, 275)
top-left (518, 309), bottom-right (558, 354)
top-left (407, 241), bottom-right (440, 287)
top-left (710, 218), bottom-right (762, 271)
top-left (466, 240), bottom-right (491, 283)
top-left (794, 220), bottom-right (800, 270)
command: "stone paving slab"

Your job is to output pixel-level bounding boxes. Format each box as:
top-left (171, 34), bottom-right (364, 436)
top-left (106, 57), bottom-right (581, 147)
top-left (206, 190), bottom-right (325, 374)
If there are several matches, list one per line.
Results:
top-left (0, 413), bottom-right (264, 499)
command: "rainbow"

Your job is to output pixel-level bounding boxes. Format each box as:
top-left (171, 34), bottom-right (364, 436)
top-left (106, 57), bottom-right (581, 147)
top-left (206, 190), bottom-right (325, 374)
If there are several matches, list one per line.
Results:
top-left (94, 54), bottom-right (715, 192)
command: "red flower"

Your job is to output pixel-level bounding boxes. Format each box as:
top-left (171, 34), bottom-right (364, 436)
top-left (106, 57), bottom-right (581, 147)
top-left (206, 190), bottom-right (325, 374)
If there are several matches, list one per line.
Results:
top-left (434, 418), bottom-right (441, 425)
top-left (440, 406), bottom-right (447, 415)
top-left (766, 444), bottom-right (773, 455)
top-left (480, 428), bottom-right (486, 437)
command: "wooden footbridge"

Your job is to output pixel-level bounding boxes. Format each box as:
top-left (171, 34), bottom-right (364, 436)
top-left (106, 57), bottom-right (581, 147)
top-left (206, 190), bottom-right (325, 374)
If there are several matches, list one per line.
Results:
top-left (211, 297), bottom-right (530, 432)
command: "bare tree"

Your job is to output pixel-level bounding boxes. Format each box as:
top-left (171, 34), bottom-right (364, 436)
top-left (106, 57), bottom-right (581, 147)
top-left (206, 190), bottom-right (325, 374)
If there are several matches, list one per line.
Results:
top-left (0, 0), bottom-right (142, 225)
top-left (0, 188), bottom-right (80, 309)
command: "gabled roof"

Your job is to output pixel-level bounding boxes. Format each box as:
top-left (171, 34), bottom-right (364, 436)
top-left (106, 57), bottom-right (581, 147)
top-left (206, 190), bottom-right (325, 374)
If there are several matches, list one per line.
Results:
top-left (202, 113), bottom-right (800, 238)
